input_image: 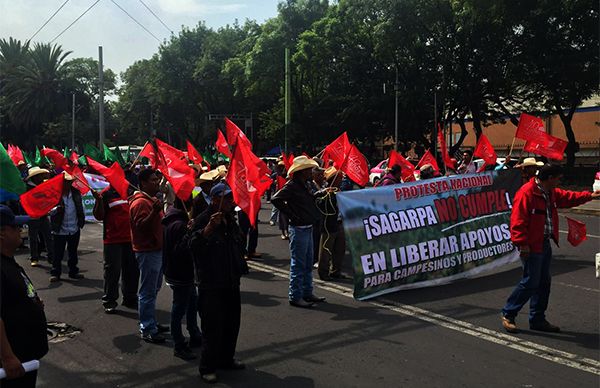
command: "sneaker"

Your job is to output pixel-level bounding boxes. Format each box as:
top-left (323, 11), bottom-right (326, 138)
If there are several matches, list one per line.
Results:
top-left (30, 259), bottom-right (39, 267)
top-left (68, 273), bottom-right (84, 280)
top-left (222, 359), bottom-right (246, 370)
top-left (157, 323), bottom-right (170, 333)
top-left (501, 316), bottom-right (519, 333)
top-left (289, 299), bottom-right (314, 308)
top-left (49, 275), bottom-right (60, 283)
top-left (174, 347), bottom-right (197, 360)
top-left (141, 332), bottom-right (166, 344)
top-left (303, 295), bottom-right (326, 303)
top-left (104, 306), bottom-right (117, 314)
top-left (530, 320), bottom-right (560, 333)
top-left (269, 221), bottom-right (275, 226)
top-left (201, 373), bottom-right (218, 384)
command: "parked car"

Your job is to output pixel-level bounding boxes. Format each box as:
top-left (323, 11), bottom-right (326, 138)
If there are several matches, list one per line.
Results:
top-left (593, 171), bottom-right (600, 193)
top-left (369, 159), bottom-right (388, 185)
top-left (472, 157), bottom-right (519, 172)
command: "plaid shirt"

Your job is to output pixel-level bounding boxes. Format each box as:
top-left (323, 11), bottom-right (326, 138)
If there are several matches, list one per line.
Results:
top-left (535, 179), bottom-right (553, 238)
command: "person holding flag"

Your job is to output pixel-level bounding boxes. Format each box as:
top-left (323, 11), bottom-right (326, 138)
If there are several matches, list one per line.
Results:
top-left (23, 167), bottom-right (54, 267)
top-left (271, 156), bottom-right (327, 308)
top-left (457, 150), bottom-right (476, 174)
top-left (501, 164), bottom-right (600, 333)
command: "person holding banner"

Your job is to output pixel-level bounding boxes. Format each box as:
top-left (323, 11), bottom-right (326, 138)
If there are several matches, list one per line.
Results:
top-left (271, 156), bottom-right (326, 308)
top-left (1, 205), bottom-right (48, 387)
top-left (49, 172), bottom-right (85, 283)
top-left (501, 164), bottom-right (600, 333)
top-left (457, 150), bottom-right (476, 174)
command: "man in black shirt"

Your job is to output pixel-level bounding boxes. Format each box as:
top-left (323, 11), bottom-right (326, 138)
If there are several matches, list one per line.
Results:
top-left (0, 205), bottom-right (49, 387)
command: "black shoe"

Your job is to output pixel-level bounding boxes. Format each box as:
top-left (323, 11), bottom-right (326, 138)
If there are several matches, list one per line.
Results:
top-left (103, 303), bottom-right (117, 314)
top-left (303, 295), bottom-right (326, 303)
top-left (174, 347), bottom-right (197, 360)
top-left (141, 332), bottom-right (166, 344)
top-left (530, 320), bottom-right (560, 333)
top-left (289, 299), bottom-right (314, 308)
top-left (49, 275), bottom-right (61, 283)
top-left (122, 300), bottom-right (138, 310)
top-left (30, 259), bottom-right (40, 267)
top-left (222, 359), bottom-right (245, 370)
top-left (189, 335), bottom-right (202, 348)
top-left (68, 273), bottom-right (84, 280)
top-left (330, 273), bottom-right (352, 280)
top-left (201, 373), bottom-right (218, 384)
top-left (157, 323), bottom-right (170, 333)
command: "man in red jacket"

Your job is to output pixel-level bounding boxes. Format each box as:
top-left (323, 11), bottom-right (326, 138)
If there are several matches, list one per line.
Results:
top-left (501, 164), bottom-right (600, 333)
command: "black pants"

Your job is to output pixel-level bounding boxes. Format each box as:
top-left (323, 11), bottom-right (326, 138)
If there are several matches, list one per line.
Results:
top-left (103, 242), bottom-right (139, 308)
top-left (312, 223), bottom-right (322, 264)
top-left (197, 287), bottom-right (241, 374)
top-left (0, 370), bottom-right (37, 388)
top-left (51, 231), bottom-right (80, 277)
top-left (28, 217), bottom-right (53, 262)
top-left (238, 211), bottom-right (258, 254)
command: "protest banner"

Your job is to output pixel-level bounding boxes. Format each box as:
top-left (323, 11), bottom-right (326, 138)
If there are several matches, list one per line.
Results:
top-left (81, 173), bottom-right (109, 221)
top-left (337, 169), bottom-right (522, 300)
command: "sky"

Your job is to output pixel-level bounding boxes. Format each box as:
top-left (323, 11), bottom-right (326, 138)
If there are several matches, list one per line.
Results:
top-left (0, 0), bottom-right (280, 75)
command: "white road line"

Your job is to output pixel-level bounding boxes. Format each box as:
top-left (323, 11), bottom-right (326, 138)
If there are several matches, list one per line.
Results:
top-left (248, 261), bottom-right (600, 376)
top-left (555, 281), bottom-right (600, 293)
top-left (558, 230), bottom-right (600, 239)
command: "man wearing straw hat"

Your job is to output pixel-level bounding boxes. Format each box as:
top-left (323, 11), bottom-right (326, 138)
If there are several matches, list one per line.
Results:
top-left (49, 172), bottom-right (85, 283)
top-left (272, 156), bottom-right (327, 308)
top-left (24, 167), bottom-right (54, 268)
top-left (515, 157), bottom-right (544, 184)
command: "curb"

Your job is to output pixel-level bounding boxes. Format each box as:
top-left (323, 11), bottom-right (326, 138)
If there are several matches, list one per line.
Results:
top-left (560, 208), bottom-right (600, 217)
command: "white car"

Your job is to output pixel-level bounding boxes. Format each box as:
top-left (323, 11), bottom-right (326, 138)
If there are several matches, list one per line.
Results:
top-left (472, 157), bottom-right (518, 171)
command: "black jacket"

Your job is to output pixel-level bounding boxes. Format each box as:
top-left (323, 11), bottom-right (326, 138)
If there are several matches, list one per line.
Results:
top-left (189, 205), bottom-right (243, 289)
top-left (162, 207), bottom-right (194, 286)
top-left (271, 178), bottom-right (322, 226)
top-left (315, 191), bottom-right (341, 233)
top-left (50, 188), bottom-right (85, 233)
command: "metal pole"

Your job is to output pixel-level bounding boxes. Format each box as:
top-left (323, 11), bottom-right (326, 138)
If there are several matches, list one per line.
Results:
top-left (434, 91), bottom-right (437, 158)
top-left (71, 92), bottom-right (76, 150)
top-left (394, 66), bottom-right (399, 151)
top-left (284, 48), bottom-right (291, 154)
top-left (98, 46), bottom-right (105, 146)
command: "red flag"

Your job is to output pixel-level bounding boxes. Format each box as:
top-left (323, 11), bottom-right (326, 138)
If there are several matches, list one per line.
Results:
top-left (276, 175), bottom-right (287, 190)
top-left (388, 150), bottom-right (416, 181)
top-left (474, 134), bottom-right (497, 172)
top-left (70, 151), bottom-right (79, 164)
top-left (86, 157), bottom-right (130, 200)
top-left (41, 147), bottom-right (68, 169)
top-left (154, 139), bottom-right (196, 200)
top-left (66, 164), bottom-right (90, 194)
top-left (342, 144), bottom-right (369, 187)
top-left (139, 142), bottom-right (159, 168)
top-left (566, 217), bottom-right (587, 246)
top-left (515, 113), bottom-right (545, 142)
top-left (186, 140), bottom-right (203, 164)
top-left (7, 145), bottom-right (25, 166)
top-left (225, 117), bottom-right (253, 150)
top-left (437, 126), bottom-right (453, 170)
top-left (226, 139), bottom-right (272, 227)
top-left (523, 132), bottom-right (567, 160)
top-left (281, 152), bottom-right (294, 171)
top-left (215, 130), bottom-right (232, 158)
top-left (20, 174), bottom-right (64, 218)
top-left (323, 132), bottom-right (351, 169)
top-left (416, 150), bottom-right (440, 172)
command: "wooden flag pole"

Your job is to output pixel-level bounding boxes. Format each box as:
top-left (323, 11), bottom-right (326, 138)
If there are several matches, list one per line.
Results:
top-left (129, 141), bottom-right (149, 168)
top-left (508, 136), bottom-right (517, 157)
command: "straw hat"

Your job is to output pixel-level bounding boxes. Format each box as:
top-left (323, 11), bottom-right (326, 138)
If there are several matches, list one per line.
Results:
top-left (324, 166), bottom-right (338, 181)
top-left (25, 167), bottom-right (49, 181)
top-left (516, 157), bottom-right (544, 168)
top-left (216, 165), bottom-right (228, 178)
top-left (198, 169), bottom-right (220, 183)
top-left (287, 156), bottom-right (319, 176)
top-left (63, 171), bottom-right (75, 181)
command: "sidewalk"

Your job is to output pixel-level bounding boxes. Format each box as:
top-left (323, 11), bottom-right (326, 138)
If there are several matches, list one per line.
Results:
top-left (565, 199), bottom-right (600, 216)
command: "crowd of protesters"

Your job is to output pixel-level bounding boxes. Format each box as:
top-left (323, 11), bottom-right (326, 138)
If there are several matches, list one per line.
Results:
top-left (2, 144), bottom-right (599, 387)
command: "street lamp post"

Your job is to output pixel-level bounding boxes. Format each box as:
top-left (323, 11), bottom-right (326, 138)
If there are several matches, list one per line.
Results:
top-left (394, 66), bottom-right (399, 151)
top-left (71, 92), bottom-right (75, 150)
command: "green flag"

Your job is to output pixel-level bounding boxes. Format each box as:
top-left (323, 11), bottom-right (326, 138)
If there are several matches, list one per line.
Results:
top-left (126, 146), bottom-right (133, 163)
top-left (63, 147), bottom-right (69, 159)
top-left (23, 151), bottom-right (32, 166)
top-left (103, 144), bottom-right (125, 165)
top-left (84, 143), bottom-right (102, 161)
top-left (0, 143), bottom-right (26, 200)
top-left (77, 155), bottom-right (88, 167)
top-left (34, 147), bottom-right (42, 166)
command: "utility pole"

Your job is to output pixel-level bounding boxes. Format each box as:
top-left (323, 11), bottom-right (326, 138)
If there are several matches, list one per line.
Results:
top-left (71, 93), bottom-right (76, 150)
top-left (394, 66), bottom-right (399, 151)
top-left (98, 46), bottom-right (105, 147)
top-left (284, 48), bottom-right (291, 154)
top-left (433, 91), bottom-right (437, 158)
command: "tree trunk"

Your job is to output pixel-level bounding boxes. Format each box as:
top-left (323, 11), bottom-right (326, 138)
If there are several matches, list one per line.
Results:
top-left (449, 116), bottom-right (468, 156)
top-left (556, 105), bottom-right (578, 167)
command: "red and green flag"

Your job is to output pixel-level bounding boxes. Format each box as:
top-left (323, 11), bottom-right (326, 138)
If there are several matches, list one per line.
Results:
top-left (0, 143), bottom-right (26, 201)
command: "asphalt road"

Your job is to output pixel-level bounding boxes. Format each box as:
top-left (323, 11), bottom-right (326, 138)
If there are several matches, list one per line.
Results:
top-left (13, 204), bottom-right (599, 387)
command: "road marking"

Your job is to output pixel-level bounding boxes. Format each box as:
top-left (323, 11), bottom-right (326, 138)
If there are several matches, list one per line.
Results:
top-left (248, 261), bottom-right (600, 376)
top-left (555, 281), bottom-right (600, 293)
top-left (559, 230), bottom-right (600, 239)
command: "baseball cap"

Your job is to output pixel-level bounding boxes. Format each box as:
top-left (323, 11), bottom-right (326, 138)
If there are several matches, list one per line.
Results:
top-left (209, 182), bottom-right (232, 197)
top-left (0, 205), bottom-right (30, 227)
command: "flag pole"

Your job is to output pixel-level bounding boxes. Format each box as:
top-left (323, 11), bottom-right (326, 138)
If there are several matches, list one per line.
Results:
top-left (129, 141), bottom-right (149, 168)
top-left (508, 136), bottom-right (517, 157)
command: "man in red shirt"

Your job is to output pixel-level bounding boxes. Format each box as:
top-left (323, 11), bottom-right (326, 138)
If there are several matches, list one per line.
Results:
top-left (129, 169), bottom-right (166, 343)
top-left (93, 187), bottom-right (139, 314)
top-left (501, 164), bottom-right (600, 333)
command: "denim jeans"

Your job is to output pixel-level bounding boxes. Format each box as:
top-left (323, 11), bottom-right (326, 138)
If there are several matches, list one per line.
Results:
top-left (136, 250), bottom-right (163, 335)
top-left (288, 226), bottom-right (314, 301)
top-left (270, 205), bottom-right (279, 224)
top-left (170, 284), bottom-right (201, 350)
top-left (502, 240), bottom-right (552, 323)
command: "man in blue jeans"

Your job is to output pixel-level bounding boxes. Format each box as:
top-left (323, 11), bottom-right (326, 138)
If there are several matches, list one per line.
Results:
top-left (129, 169), bottom-right (168, 343)
top-left (272, 156), bottom-right (326, 308)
